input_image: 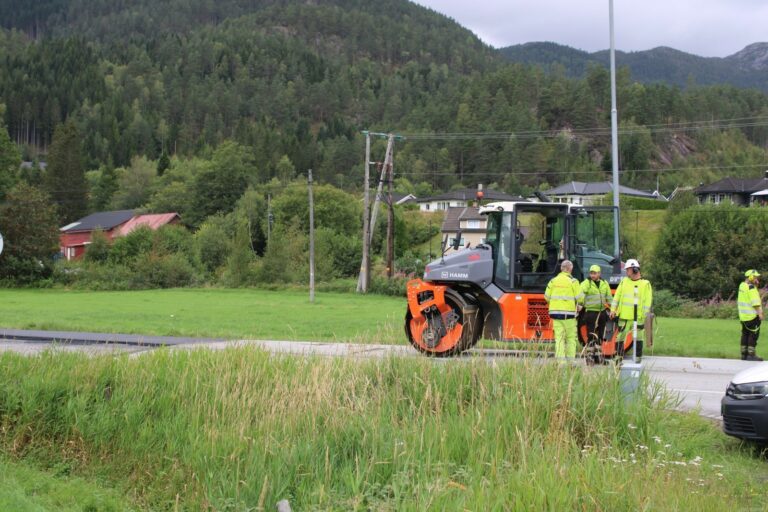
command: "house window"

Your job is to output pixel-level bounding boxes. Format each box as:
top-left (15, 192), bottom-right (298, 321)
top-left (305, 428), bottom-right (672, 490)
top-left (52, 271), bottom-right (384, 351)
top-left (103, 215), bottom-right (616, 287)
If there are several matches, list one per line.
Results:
top-left (424, 204), bottom-right (430, 210)
top-left (466, 220), bottom-right (481, 229)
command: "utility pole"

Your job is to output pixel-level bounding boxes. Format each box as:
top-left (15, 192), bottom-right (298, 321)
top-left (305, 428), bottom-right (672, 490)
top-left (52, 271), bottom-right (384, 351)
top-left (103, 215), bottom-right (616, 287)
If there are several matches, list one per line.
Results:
top-left (358, 132), bottom-right (371, 292)
top-left (369, 134), bottom-right (394, 247)
top-left (609, 0), bottom-right (621, 264)
top-left (267, 193), bottom-right (273, 246)
top-left (386, 153), bottom-right (394, 278)
top-left (356, 133), bottom-right (394, 291)
top-left (308, 169), bottom-right (315, 303)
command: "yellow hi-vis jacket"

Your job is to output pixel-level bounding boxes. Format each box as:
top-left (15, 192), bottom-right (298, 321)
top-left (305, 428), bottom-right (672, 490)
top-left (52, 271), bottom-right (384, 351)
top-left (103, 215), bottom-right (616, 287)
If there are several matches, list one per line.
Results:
top-left (611, 277), bottom-right (653, 323)
top-left (738, 281), bottom-right (762, 322)
top-left (580, 278), bottom-right (611, 312)
top-left (545, 271), bottom-right (584, 318)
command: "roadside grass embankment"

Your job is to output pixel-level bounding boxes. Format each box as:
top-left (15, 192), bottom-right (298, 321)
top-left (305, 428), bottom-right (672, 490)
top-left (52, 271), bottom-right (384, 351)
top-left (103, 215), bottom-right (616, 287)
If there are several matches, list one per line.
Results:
top-left (0, 288), bottom-right (747, 359)
top-left (0, 456), bottom-right (134, 511)
top-left (0, 348), bottom-right (766, 510)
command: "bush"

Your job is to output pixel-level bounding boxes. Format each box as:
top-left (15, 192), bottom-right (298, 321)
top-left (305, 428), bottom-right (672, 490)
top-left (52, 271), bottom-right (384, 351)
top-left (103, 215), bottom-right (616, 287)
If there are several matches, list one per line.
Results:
top-left (651, 204), bottom-right (768, 299)
top-left (194, 216), bottom-right (231, 274)
top-left (132, 253), bottom-right (198, 288)
top-left (651, 289), bottom-right (682, 316)
top-left (109, 226), bottom-right (154, 265)
top-left (84, 230), bottom-right (110, 263)
top-left (369, 276), bottom-right (407, 297)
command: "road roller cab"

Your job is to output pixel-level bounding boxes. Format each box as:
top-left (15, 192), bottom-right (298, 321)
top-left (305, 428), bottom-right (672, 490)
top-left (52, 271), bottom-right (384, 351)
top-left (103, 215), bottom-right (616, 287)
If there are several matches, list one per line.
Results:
top-left (405, 201), bottom-right (626, 357)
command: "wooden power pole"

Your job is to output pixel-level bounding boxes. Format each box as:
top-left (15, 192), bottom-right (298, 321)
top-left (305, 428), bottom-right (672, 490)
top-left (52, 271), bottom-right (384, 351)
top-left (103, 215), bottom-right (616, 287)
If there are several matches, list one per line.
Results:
top-left (358, 132), bottom-right (371, 293)
top-left (386, 153), bottom-right (394, 278)
top-left (357, 133), bottom-right (394, 291)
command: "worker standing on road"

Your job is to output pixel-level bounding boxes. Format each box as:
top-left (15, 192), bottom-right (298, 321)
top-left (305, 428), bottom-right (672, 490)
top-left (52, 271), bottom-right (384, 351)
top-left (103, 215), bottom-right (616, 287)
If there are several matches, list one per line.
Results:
top-left (545, 260), bottom-right (584, 359)
top-left (579, 264), bottom-right (612, 355)
top-left (610, 259), bottom-right (653, 362)
top-left (738, 269), bottom-right (764, 361)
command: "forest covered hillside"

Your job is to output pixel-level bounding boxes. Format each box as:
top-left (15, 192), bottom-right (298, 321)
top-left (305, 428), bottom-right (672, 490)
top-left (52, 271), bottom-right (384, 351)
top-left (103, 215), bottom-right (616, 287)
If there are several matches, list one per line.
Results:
top-left (0, 0), bottom-right (766, 199)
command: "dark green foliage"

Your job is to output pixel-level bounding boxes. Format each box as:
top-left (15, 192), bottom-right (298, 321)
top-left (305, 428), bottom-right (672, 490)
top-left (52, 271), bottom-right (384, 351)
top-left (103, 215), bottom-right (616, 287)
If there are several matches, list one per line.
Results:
top-left (108, 227), bottom-right (154, 265)
top-left (221, 221), bottom-right (255, 287)
top-left (88, 164), bottom-right (118, 211)
top-left (44, 120), bottom-right (88, 223)
top-left (84, 230), bottom-right (109, 263)
top-left (0, 117), bottom-right (19, 199)
top-left (651, 205), bottom-right (768, 299)
top-left (193, 215), bottom-right (231, 274)
top-left (0, 183), bottom-right (59, 283)
top-left (188, 142), bottom-right (256, 226)
top-left (258, 220), bottom-right (308, 283)
top-left (156, 151), bottom-right (170, 176)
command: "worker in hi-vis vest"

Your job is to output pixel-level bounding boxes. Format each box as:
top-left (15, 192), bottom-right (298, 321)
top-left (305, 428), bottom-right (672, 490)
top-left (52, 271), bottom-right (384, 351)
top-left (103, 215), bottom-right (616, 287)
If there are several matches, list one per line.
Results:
top-left (610, 258), bottom-right (653, 362)
top-left (544, 259), bottom-right (584, 359)
top-left (738, 269), bottom-right (764, 361)
top-left (579, 264), bottom-right (612, 351)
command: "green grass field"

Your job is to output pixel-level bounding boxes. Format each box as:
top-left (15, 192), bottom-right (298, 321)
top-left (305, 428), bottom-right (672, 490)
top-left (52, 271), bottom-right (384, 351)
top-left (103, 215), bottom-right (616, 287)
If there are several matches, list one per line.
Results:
top-left (0, 456), bottom-right (133, 511)
top-left (0, 348), bottom-right (766, 510)
top-left (0, 288), bottom-right (747, 358)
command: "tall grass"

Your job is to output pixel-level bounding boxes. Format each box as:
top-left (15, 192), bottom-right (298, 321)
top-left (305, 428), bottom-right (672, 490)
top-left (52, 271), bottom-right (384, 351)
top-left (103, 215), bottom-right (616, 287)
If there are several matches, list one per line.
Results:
top-left (0, 349), bottom-right (765, 510)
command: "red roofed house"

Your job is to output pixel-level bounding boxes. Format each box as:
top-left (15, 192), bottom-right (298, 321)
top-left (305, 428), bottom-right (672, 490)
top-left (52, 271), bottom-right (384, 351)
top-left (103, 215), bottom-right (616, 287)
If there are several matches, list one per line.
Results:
top-left (60, 211), bottom-right (181, 260)
top-left (116, 213), bottom-right (181, 237)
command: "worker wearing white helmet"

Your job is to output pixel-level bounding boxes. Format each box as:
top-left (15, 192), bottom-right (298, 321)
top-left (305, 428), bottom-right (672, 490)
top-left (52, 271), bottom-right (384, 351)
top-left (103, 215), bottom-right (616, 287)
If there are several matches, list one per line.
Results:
top-left (610, 258), bottom-right (654, 362)
top-left (738, 269), bottom-right (764, 361)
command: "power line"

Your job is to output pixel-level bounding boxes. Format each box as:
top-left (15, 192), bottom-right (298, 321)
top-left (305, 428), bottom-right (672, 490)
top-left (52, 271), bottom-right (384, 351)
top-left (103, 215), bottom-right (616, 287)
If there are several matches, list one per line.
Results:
top-left (395, 163), bottom-right (768, 177)
top-left (397, 116), bottom-right (768, 141)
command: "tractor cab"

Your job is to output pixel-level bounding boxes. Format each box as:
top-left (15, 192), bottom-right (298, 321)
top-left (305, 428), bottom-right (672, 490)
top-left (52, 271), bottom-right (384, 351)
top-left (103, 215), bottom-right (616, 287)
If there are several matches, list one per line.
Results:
top-left (479, 201), bottom-right (621, 292)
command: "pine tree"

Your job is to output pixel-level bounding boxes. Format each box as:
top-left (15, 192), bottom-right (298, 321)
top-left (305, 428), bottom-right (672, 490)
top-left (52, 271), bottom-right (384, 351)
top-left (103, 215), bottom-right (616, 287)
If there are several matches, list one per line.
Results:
top-left (0, 116), bottom-right (20, 200)
top-left (45, 120), bottom-right (88, 223)
top-left (0, 183), bottom-right (60, 283)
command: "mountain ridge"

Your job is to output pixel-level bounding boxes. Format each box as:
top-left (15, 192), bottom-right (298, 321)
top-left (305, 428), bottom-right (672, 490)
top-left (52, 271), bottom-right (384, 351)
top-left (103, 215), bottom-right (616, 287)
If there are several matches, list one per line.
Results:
top-left (499, 41), bottom-right (768, 91)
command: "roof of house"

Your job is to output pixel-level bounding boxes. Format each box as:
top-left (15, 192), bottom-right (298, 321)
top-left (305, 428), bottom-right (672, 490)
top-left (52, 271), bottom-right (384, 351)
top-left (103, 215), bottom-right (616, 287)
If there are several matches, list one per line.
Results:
top-left (116, 213), bottom-right (181, 236)
top-left (60, 210), bottom-right (135, 233)
top-left (419, 188), bottom-right (524, 203)
top-left (441, 207), bottom-right (487, 232)
top-left (544, 181), bottom-right (658, 199)
top-left (694, 176), bottom-right (768, 195)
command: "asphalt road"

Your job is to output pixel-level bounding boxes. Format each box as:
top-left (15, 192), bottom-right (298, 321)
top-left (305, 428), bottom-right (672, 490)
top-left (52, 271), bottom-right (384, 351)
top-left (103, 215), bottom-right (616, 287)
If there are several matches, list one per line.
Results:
top-left (1, 330), bottom-right (758, 420)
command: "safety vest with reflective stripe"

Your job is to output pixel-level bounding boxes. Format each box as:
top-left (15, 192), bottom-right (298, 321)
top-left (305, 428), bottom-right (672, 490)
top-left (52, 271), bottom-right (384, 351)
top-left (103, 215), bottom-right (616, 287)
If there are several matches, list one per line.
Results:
top-left (611, 277), bottom-right (653, 323)
top-left (738, 281), bottom-right (762, 322)
top-left (545, 272), bottom-right (584, 316)
top-left (580, 278), bottom-right (611, 312)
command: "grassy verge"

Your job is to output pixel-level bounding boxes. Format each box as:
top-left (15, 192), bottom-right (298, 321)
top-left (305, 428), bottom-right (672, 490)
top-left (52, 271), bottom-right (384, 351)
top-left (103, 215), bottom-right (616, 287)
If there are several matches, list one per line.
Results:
top-left (0, 348), bottom-right (766, 510)
top-left (0, 289), bottom-right (746, 358)
top-left (0, 456), bottom-right (134, 511)
top-left (0, 288), bottom-right (404, 343)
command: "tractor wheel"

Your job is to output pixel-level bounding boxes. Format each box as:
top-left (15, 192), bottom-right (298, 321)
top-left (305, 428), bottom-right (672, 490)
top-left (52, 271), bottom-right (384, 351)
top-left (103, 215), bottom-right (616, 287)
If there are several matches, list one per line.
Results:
top-left (405, 289), bottom-right (482, 357)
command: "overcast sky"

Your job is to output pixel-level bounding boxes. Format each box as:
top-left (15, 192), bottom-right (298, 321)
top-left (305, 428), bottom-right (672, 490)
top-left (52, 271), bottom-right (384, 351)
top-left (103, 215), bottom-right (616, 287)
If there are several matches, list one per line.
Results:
top-left (413, 1), bottom-right (767, 57)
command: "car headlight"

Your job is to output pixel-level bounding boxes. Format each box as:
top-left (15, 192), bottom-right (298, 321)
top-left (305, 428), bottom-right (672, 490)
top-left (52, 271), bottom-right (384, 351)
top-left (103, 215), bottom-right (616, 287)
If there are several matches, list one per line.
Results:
top-left (727, 381), bottom-right (768, 400)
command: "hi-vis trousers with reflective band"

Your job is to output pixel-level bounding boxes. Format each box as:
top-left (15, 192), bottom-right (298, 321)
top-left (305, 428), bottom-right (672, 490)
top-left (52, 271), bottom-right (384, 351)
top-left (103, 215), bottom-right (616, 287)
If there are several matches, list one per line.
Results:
top-left (553, 318), bottom-right (578, 358)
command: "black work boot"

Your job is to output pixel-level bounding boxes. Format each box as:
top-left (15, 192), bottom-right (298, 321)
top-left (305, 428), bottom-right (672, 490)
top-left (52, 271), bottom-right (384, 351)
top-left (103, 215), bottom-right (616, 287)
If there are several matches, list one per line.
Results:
top-left (741, 346), bottom-right (749, 360)
top-left (747, 347), bottom-right (763, 362)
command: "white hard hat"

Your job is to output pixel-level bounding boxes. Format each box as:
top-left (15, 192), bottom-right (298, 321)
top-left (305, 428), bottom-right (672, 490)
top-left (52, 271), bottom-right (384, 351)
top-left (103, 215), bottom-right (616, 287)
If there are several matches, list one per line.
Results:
top-left (625, 258), bottom-right (640, 269)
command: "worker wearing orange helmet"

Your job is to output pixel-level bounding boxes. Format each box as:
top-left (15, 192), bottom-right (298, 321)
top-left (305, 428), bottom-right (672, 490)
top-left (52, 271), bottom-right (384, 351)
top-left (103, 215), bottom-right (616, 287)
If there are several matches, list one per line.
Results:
top-left (738, 269), bottom-right (764, 361)
top-left (610, 258), bottom-right (653, 362)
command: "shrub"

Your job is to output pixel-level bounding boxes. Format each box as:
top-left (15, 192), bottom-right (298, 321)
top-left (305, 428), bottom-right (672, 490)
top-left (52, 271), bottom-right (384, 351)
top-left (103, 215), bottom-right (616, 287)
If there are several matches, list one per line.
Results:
top-left (194, 216), bottom-right (231, 274)
top-left (651, 204), bottom-right (768, 299)
top-left (109, 226), bottom-right (154, 265)
top-left (84, 230), bottom-right (110, 263)
top-left (369, 276), bottom-right (407, 297)
top-left (651, 289), bottom-right (682, 317)
top-left (132, 253), bottom-right (197, 288)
